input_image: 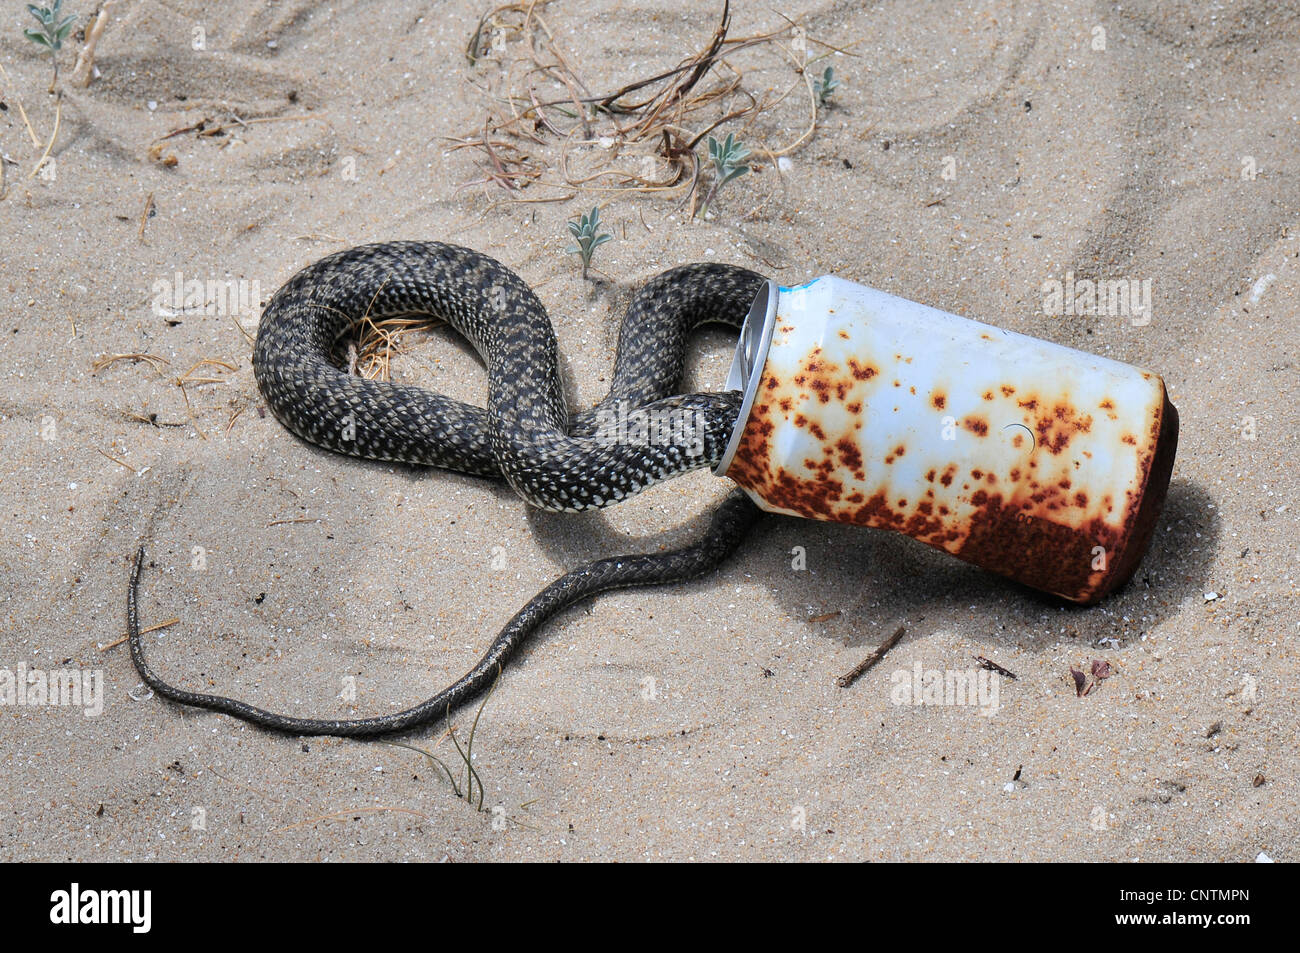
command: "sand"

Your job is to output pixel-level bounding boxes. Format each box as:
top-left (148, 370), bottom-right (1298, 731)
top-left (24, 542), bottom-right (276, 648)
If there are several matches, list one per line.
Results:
top-left (1, 0), bottom-right (1296, 862)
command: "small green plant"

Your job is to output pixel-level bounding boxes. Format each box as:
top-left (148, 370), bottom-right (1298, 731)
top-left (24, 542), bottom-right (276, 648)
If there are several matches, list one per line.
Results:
top-left (380, 674), bottom-right (500, 812)
top-left (813, 65), bottom-right (841, 107)
top-left (699, 132), bottom-right (750, 218)
top-left (24, 1), bottom-right (78, 93)
top-left (565, 206), bottom-right (612, 279)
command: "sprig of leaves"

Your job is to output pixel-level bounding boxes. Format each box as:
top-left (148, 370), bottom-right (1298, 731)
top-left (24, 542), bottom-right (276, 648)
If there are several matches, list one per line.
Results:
top-left (24, 1), bottom-right (78, 93)
top-left (566, 206), bottom-right (612, 279)
top-left (699, 132), bottom-right (751, 217)
top-left (813, 65), bottom-right (841, 107)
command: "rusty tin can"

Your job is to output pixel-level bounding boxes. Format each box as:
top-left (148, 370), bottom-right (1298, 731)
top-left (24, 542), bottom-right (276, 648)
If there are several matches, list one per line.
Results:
top-left (716, 277), bottom-right (1178, 603)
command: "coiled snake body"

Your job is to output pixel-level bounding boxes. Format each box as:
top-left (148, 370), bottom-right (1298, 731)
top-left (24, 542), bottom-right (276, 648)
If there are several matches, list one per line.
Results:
top-left (128, 242), bottom-right (766, 736)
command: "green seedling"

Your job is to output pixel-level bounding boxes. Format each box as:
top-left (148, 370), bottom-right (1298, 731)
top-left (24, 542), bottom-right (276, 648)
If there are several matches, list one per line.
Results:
top-left (566, 206), bottom-right (612, 279)
top-left (379, 672), bottom-right (499, 812)
top-left (24, 1), bottom-right (77, 93)
top-left (814, 65), bottom-right (841, 107)
top-left (699, 132), bottom-right (750, 218)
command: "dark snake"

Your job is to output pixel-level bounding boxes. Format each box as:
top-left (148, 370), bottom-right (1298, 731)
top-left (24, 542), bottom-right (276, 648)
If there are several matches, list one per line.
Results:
top-left (127, 241), bottom-right (767, 736)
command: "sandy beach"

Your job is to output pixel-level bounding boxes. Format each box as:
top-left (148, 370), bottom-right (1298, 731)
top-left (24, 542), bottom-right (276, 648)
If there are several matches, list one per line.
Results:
top-left (2, 0), bottom-right (1297, 861)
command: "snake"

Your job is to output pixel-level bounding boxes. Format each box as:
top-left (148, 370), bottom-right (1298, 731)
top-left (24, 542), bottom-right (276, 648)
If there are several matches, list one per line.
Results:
top-left (127, 241), bottom-right (768, 737)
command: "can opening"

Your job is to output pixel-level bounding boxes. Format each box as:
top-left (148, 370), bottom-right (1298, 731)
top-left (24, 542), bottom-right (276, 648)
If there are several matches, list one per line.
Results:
top-left (714, 279), bottom-right (778, 476)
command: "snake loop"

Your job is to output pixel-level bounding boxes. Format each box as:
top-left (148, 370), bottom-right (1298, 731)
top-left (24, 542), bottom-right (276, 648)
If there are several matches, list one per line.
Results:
top-left (127, 242), bottom-right (766, 736)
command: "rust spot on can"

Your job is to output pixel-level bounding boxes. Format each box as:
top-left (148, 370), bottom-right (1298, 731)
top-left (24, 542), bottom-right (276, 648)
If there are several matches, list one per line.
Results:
top-left (836, 437), bottom-right (863, 472)
top-left (848, 358), bottom-right (877, 381)
top-left (1034, 402), bottom-right (1092, 454)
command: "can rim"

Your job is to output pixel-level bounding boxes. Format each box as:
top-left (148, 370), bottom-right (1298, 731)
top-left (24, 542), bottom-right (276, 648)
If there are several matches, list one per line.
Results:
top-left (713, 279), bottom-right (779, 477)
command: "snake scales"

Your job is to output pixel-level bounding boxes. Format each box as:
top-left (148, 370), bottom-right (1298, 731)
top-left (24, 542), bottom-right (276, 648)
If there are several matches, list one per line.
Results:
top-left (127, 241), bottom-right (766, 736)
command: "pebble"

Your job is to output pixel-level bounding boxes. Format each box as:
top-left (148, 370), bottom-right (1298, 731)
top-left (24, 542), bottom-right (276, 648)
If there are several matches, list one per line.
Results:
top-left (1249, 273), bottom-right (1275, 303)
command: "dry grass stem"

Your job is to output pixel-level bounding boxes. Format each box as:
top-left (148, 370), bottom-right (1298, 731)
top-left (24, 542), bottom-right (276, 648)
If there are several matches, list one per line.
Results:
top-left (451, 0), bottom-right (854, 210)
top-left (70, 0), bottom-right (119, 87)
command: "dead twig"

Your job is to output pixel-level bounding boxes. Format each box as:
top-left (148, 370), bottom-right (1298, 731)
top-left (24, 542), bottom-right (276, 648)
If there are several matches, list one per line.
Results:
top-left (70, 0), bottom-right (119, 87)
top-left (973, 655), bottom-right (1018, 680)
top-left (101, 616), bottom-right (178, 651)
top-left (627, 1), bottom-right (731, 140)
top-left (837, 624), bottom-right (906, 688)
top-left (95, 447), bottom-right (137, 472)
top-left (92, 352), bottom-right (170, 375)
top-left (171, 358), bottom-right (236, 439)
top-left (125, 411), bottom-right (186, 428)
top-left (137, 191), bottom-right (155, 241)
top-left (27, 92), bottom-right (62, 181)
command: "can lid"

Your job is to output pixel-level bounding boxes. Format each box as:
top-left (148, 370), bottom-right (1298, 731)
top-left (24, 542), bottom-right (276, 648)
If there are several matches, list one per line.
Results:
top-left (713, 279), bottom-right (779, 476)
